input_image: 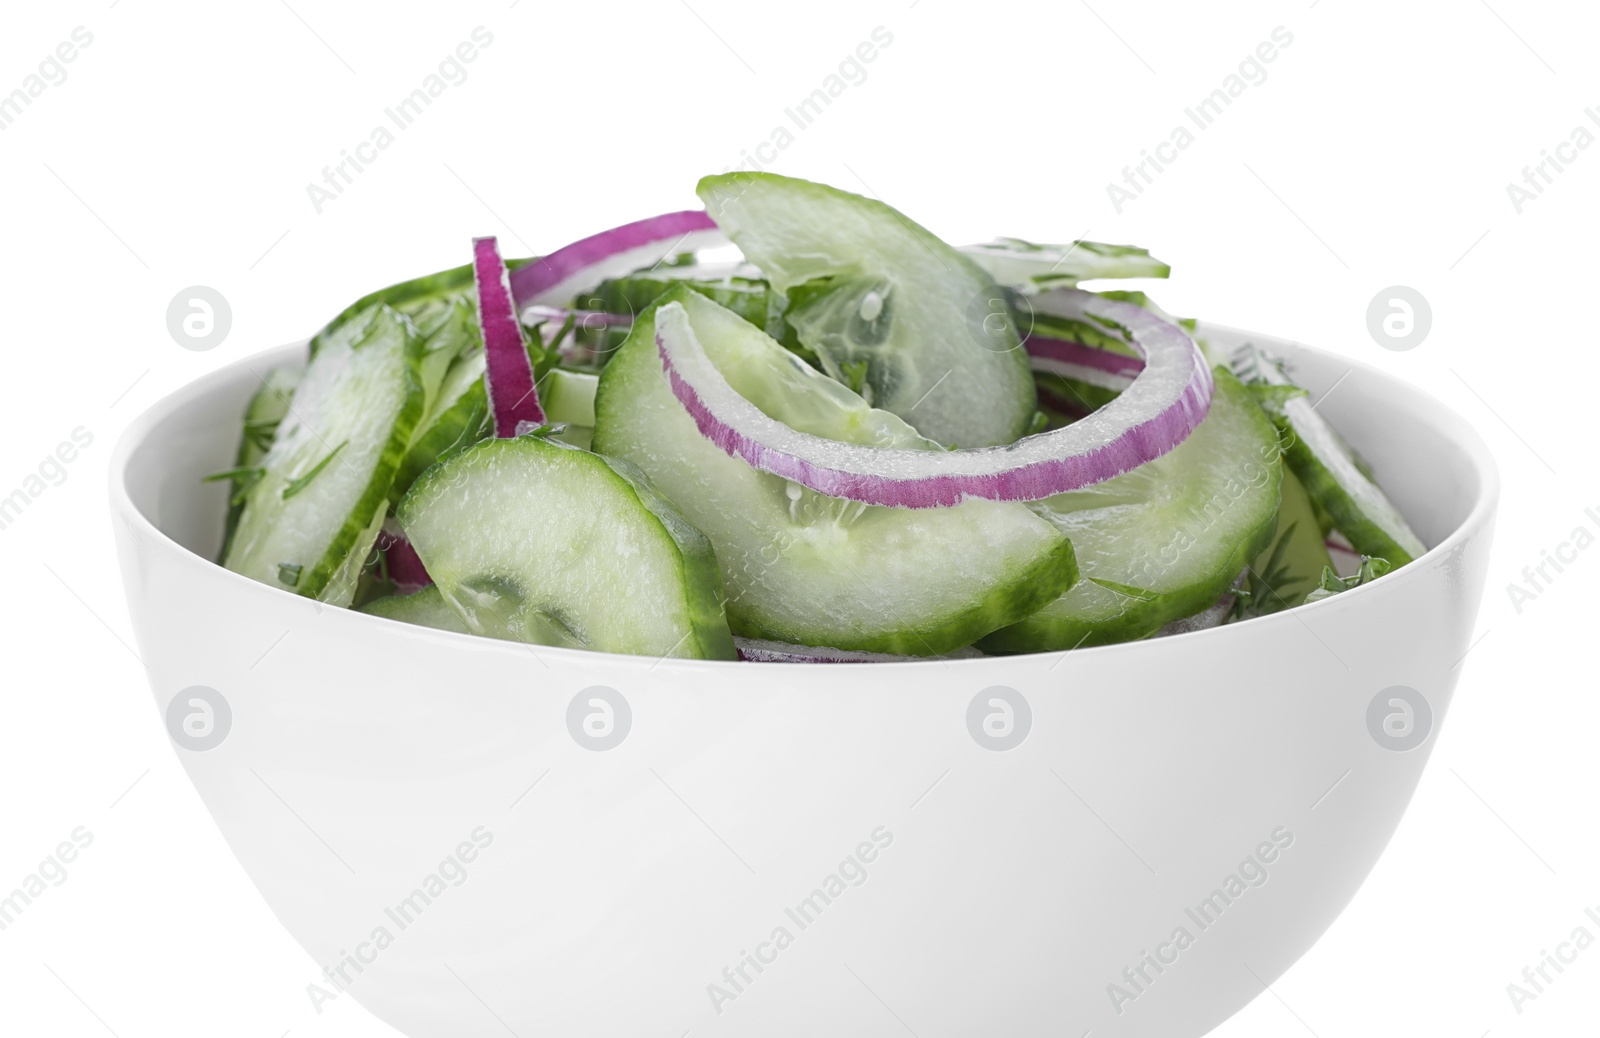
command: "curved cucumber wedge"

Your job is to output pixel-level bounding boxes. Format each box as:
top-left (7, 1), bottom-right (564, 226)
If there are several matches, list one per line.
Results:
top-left (962, 238), bottom-right (1170, 289)
top-left (593, 286), bottom-right (1077, 655)
top-left (392, 297), bottom-right (488, 503)
top-left (1235, 345), bottom-right (1425, 565)
top-left (697, 172), bottom-right (1036, 448)
top-left (359, 585), bottom-right (471, 634)
top-left (217, 365), bottom-right (301, 561)
top-left (396, 435), bottom-right (736, 660)
top-left (226, 306), bottom-right (426, 605)
top-left (1232, 467), bottom-right (1333, 618)
top-left (980, 369), bottom-right (1281, 653)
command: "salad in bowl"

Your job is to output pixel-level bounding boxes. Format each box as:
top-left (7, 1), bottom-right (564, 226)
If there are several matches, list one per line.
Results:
top-left (212, 172), bottom-right (1424, 661)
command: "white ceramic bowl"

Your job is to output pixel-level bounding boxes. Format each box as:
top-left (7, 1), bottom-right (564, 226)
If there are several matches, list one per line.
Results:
top-left (112, 325), bottom-right (1496, 1038)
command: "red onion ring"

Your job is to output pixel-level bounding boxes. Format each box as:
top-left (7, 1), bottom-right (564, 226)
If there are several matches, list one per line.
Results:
top-left (508, 210), bottom-right (725, 308)
top-left (655, 288), bottom-right (1213, 508)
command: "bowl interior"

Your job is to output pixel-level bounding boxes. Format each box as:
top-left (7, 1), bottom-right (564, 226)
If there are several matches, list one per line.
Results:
top-left (117, 329), bottom-right (1494, 581)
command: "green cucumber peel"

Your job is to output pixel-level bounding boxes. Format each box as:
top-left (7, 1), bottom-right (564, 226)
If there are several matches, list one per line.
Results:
top-left (1233, 343), bottom-right (1425, 566)
top-left (980, 368), bottom-right (1282, 653)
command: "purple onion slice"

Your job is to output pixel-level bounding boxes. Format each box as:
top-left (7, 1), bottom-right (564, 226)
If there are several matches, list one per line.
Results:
top-left (473, 236), bottom-right (544, 438)
top-left (508, 210), bottom-right (725, 308)
top-left (655, 288), bottom-right (1213, 508)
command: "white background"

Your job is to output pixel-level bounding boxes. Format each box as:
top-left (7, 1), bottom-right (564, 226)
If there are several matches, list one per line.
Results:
top-left (1, 0), bottom-right (1596, 1034)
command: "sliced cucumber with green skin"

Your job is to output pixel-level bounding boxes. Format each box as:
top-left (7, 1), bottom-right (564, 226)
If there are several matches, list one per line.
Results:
top-left (225, 306), bottom-right (425, 605)
top-left (979, 369), bottom-right (1281, 653)
top-left (359, 585), bottom-right (471, 634)
top-left (697, 172), bottom-right (1036, 448)
top-left (397, 435), bottom-right (736, 660)
top-left (1231, 467), bottom-right (1334, 619)
top-left (593, 287), bottom-right (1077, 655)
top-left (392, 349), bottom-right (490, 504)
top-left (962, 238), bottom-right (1170, 289)
top-left (217, 366), bottom-right (301, 562)
top-left (413, 296), bottom-right (484, 417)
top-left (1234, 345), bottom-right (1425, 566)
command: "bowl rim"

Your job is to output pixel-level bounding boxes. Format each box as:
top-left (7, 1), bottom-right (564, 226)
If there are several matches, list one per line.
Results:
top-left (110, 324), bottom-right (1500, 670)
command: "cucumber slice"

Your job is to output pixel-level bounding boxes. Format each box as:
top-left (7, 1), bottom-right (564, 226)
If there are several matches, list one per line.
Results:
top-left (225, 306), bottom-right (425, 605)
top-left (392, 349), bottom-right (490, 504)
top-left (396, 435), bottom-right (736, 660)
top-left (217, 365), bottom-right (301, 561)
top-left (697, 172), bottom-right (1036, 448)
top-left (592, 286), bottom-right (1077, 655)
top-left (412, 295), bottom-right (484, 416)
top-left (359, 585), bottom-right (471, 634)
top-left (1234, 345), bottom-right (1425, 566)
top-left (979, 369), bottom-right (1281, 653)
top-left (1231, 467), bottom-right (1334, 619)
top-left (962, 238), bottom-right (1170, 290)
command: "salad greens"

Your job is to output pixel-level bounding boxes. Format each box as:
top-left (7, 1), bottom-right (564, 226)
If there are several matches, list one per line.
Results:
top-left (214, 172), bottom-right (1425, 659)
